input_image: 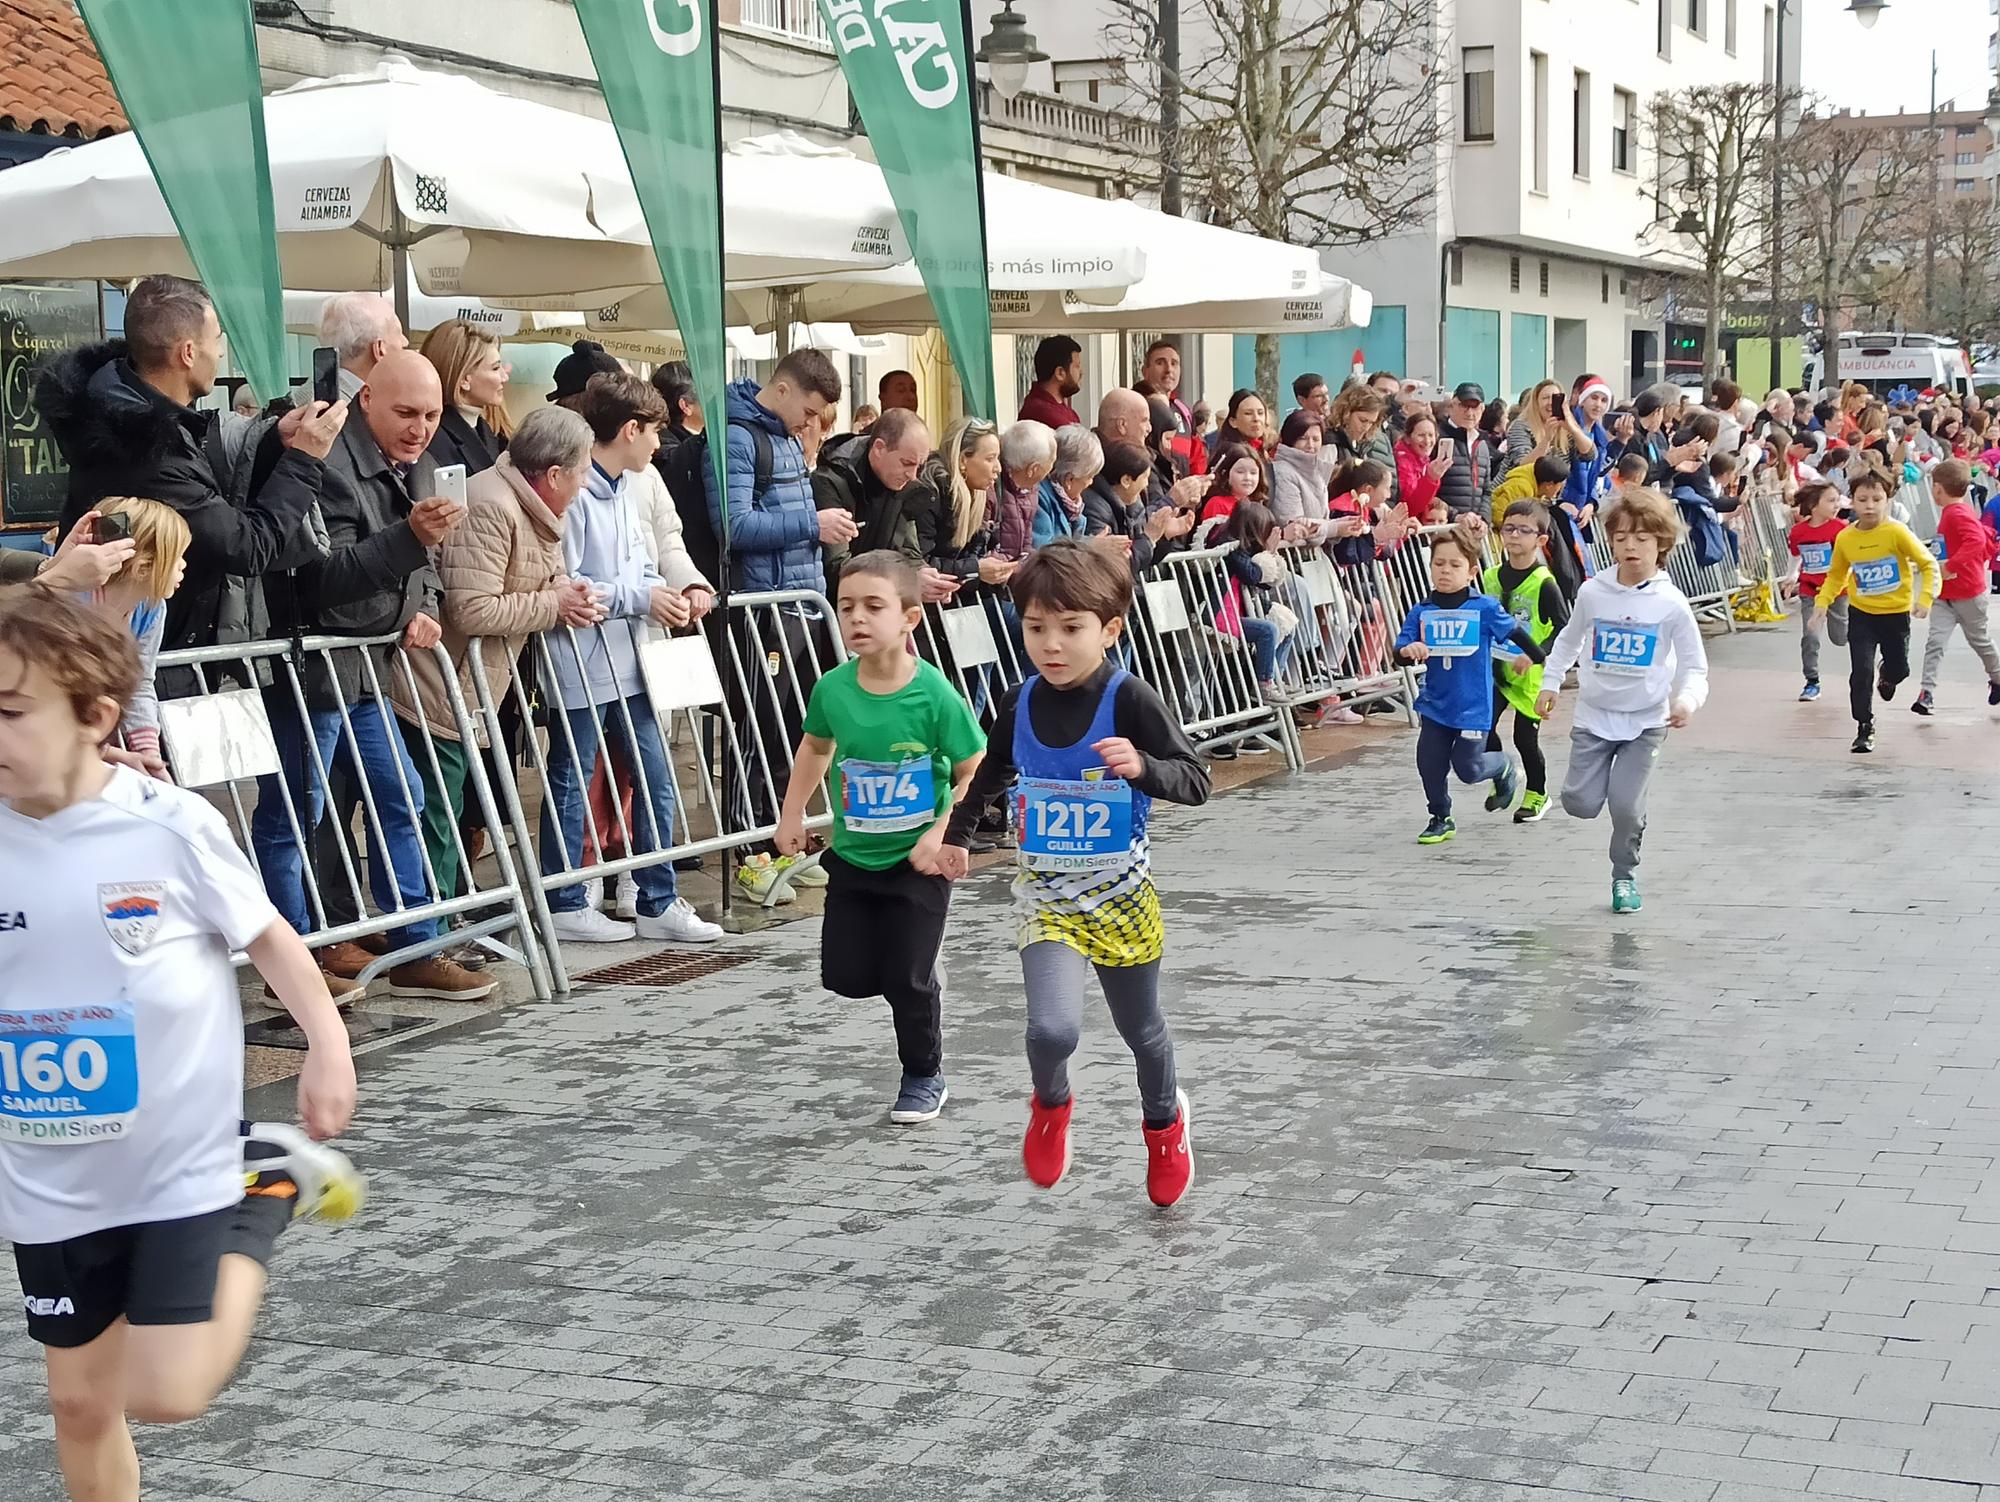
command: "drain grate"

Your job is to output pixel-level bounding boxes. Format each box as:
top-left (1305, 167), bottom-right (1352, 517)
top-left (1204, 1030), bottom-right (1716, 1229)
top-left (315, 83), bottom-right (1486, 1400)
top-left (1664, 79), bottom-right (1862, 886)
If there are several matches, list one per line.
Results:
top-left (572, 950), bottom-right (755, 988)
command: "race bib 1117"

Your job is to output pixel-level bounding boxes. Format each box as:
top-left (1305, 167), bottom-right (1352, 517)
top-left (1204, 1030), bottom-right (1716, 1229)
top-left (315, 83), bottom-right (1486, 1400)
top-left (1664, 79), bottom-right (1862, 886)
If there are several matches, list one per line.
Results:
top-left (0, 1001), bottom-right (138, 1145)
top-left (1420, 609), bottom-right (1481, 659)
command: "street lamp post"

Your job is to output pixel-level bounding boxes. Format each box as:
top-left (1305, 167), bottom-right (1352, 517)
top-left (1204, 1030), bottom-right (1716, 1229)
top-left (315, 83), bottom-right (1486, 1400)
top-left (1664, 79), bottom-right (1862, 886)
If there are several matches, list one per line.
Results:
top-left (973, 0), bottom-right (1048, 102)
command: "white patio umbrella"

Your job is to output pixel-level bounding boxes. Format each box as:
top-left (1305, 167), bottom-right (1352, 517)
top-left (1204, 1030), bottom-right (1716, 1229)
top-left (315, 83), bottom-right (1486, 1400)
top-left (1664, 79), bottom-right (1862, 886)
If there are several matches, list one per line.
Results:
top-left (484, 132), bottom-right (1147, 326)
top-left (838, 207), bottom-right (1372, 335)
top-left (0, 60), bottom-right (910, 311)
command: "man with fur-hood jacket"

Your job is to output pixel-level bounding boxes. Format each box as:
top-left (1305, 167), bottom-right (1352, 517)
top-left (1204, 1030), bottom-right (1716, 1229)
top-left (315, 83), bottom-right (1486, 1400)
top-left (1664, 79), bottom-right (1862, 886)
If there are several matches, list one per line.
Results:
top-left (38, 275), bottom-right (345, 660)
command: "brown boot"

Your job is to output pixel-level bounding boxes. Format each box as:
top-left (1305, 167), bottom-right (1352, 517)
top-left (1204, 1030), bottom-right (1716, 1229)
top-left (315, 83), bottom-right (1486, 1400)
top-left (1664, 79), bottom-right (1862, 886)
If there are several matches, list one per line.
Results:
top-left (381, 955), bottom-right (496, 1002)
top-left (266, 957), bottom-right (366, 1007)
top-left (316, 940), bottom-right (379, 978)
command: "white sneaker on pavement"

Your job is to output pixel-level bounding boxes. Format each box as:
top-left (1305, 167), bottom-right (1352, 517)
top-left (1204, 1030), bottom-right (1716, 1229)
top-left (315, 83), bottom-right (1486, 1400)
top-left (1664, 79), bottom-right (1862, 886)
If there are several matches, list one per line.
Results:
top-left (550, 908), bottom-right (636, 944)
top-left (636, 898), bottom-right (724, 944)
top-left (613, 872), bottom-right (639, 920)
top-left (579, 877), bottom-right (604, 911)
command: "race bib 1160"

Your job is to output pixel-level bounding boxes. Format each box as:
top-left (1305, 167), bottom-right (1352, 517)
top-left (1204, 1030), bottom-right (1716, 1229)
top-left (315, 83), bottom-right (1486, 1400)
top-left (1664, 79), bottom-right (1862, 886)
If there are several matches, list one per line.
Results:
top-left (0, 1001), bottom-right (138, 1145)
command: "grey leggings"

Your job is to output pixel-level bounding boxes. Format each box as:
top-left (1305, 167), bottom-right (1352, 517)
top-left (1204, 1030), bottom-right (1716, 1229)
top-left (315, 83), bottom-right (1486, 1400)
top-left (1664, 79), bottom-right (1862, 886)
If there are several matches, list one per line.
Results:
top-left (1800, 593), bottom-right (1849, 682)
top-left (1021, 942), bottom-right (1178, 1123)
top-left (1560, 725), bottom-right (1668, 881)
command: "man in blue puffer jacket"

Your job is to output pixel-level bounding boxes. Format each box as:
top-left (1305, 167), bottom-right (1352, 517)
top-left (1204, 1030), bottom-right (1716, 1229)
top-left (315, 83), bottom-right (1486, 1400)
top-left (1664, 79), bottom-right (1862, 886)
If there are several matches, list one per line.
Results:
top-left (704, 351), bottom-right (851, 593)
top-left (701, 350), bottom-right (857, 850)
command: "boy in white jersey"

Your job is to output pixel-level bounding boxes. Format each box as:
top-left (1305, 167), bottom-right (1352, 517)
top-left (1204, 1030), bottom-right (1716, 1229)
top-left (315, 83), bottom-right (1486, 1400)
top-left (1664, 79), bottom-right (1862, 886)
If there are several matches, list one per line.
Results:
top-left (0, 588), bottom-right (360, 1502)
top-left (1537, 488), bottom-right (1709, 915)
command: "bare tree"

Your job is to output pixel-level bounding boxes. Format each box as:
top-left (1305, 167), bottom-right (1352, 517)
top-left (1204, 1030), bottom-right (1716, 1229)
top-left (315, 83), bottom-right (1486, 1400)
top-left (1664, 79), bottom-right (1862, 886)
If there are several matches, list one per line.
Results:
top-left (1928, 193), bottom-right (2000, 359)
top-left (1105, 0), bottom-right (1444, 402)
top-left (1643, 84), bottom-right (1793, 388)
top-left (1784, 111), bottom-right (1934, 385)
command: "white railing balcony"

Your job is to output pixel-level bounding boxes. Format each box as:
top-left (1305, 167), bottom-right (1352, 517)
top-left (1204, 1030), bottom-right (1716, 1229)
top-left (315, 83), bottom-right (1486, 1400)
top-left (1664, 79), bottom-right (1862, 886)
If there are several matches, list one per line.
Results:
top-left (736, 0), bottom-right (830, 47)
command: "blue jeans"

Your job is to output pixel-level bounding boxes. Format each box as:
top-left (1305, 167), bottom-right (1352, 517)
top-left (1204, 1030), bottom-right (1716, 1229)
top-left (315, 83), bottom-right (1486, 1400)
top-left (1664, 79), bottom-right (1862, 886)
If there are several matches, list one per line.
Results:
top-left (541, 694), bottom-right (680, 915)
top-left (1415, 715), bottom-right (1508, 818)
top-left (251, 696), bottom-right (434, 947)
top-left (1241, 616), bottom-right (1293, 683)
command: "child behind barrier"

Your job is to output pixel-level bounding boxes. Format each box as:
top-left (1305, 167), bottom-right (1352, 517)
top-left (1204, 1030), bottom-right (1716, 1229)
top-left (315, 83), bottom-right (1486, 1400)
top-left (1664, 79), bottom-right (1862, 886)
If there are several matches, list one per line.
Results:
top-left (1220, 500), bottom-right (1296, 708)
top-left (81, 496), bottom-right (191, 781)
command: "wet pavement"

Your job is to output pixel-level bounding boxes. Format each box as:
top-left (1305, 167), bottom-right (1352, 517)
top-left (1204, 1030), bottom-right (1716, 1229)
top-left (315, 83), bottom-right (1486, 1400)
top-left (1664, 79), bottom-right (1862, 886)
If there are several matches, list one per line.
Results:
top-left (5, 619), bottom-right (2000, 1501)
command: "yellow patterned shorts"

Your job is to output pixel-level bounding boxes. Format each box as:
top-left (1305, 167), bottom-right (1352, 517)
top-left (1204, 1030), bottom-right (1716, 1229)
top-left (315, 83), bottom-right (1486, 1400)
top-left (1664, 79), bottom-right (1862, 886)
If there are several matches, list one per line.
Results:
top-left (1017, 879), bottom-right (1163, 967)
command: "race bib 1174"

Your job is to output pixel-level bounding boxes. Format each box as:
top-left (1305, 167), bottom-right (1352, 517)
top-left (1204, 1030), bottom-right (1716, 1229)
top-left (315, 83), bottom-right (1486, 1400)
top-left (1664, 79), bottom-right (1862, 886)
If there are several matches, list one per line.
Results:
top-left (840, 756), bottom-right (937, 835)
top-left (1420, 609), bottom-right (1481, 659)
top-left (0, 1001), bottom-right (138, 1145)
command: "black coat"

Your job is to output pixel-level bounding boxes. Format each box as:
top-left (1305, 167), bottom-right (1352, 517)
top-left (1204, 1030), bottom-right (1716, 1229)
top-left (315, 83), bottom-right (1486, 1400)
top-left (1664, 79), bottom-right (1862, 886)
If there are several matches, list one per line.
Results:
top-left (812, 433), bottom-right (936, 585)
top-left (425, 407), bottom-right (501, 477)
top-left (1082, 474), bottom-right (1157, 578)
top-left (297, 418), bottom-right (441, 708)
top-left (40, 341), bottom-right (327, 657)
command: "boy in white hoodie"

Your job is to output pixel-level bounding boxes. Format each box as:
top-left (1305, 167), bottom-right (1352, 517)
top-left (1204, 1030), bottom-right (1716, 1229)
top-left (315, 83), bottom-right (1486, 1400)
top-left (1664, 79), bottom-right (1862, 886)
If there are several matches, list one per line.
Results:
top-left (1537, 487), bottom-right (1709, 914)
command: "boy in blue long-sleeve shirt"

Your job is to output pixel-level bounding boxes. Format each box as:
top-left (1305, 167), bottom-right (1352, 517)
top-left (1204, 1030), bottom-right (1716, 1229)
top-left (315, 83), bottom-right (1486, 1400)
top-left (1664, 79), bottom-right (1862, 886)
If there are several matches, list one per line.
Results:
top-left (1394, 525), bottom-right (1546, 845)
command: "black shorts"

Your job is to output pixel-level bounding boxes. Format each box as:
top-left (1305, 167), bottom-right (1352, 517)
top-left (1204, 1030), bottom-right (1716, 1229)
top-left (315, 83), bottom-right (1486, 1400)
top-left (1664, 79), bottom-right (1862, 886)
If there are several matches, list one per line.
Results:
top-left (13, 1205), bottom-right (236, 1348)
top-left (819, 849), bottom-right (950, 1002)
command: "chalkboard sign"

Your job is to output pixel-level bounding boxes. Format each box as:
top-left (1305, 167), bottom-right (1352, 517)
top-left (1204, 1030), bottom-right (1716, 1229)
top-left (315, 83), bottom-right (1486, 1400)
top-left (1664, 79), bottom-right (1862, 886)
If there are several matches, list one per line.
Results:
top-left (1, 281), bottom-right (101, 530)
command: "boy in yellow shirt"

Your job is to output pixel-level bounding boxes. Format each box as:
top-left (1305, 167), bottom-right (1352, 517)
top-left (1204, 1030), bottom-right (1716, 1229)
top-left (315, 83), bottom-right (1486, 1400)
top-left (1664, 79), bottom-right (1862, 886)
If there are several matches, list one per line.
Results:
top-left (1810, 467), bottom-right (1940, 754)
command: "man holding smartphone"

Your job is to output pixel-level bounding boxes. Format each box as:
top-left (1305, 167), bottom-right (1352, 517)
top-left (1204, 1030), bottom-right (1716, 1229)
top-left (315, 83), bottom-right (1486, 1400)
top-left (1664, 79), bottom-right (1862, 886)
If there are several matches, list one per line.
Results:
top-left (251, 351), bottom-right (491, 1004)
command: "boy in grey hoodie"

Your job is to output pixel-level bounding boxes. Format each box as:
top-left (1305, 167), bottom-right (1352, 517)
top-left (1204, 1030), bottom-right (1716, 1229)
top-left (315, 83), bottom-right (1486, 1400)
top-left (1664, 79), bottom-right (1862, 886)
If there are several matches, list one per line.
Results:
top-left (1538, 487), bottom-right (1709, 915)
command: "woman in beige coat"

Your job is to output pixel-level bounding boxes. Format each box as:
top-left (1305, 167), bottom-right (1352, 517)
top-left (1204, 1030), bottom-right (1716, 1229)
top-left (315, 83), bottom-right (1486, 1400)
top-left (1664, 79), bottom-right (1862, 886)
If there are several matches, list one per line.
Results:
top-left (391, 405), bottom-right (602, 900)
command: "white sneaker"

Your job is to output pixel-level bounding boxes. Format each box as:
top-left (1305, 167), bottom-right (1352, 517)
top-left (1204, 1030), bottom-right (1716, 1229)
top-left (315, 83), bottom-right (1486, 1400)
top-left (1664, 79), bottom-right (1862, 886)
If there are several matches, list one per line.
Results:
top-left (580, 877), bottom-right (604, 911)
top-left (550, 907), bottom-right (636, 944)
top-left (613, 872), bottom-right (639, 920)
top-left (635, 898), bottom-right (723, 944)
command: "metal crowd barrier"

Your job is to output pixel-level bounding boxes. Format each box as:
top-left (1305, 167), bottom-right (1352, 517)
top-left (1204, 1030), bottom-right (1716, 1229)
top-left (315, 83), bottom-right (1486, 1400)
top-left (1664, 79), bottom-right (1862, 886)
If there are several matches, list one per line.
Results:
top-left (463, 590), bottom-right (844, 991)
top-left (152, 632), bottom-right (552, 1000)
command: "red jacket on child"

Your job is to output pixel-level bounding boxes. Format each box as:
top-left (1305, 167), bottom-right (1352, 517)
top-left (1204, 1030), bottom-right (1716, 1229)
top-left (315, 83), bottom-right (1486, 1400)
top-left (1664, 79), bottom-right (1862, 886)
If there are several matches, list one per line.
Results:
top-left (1935, 500), bottom-right (1999, 601)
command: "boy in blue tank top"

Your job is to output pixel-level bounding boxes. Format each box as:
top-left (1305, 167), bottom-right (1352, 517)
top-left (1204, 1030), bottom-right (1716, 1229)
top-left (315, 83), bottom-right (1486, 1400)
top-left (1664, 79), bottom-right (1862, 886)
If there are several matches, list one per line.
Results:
top-left (776, 552), bottom-right (987, 1127)
top-left (943, 540), bottom-right (1210, 1208)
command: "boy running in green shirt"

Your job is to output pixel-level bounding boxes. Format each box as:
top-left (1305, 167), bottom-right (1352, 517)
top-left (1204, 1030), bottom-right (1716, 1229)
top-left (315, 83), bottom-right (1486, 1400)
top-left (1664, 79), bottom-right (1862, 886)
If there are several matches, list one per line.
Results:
top-left (1483, 500), bottom-right (1569, 822)
top-left (776, 551), bottom-right (985, 1125)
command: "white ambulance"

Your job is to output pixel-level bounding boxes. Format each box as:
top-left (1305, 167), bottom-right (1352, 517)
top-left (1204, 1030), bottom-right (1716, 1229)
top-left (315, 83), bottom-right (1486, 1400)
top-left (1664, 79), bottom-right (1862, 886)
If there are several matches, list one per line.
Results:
top-left (1805, 332), bottom-right (1976, 404)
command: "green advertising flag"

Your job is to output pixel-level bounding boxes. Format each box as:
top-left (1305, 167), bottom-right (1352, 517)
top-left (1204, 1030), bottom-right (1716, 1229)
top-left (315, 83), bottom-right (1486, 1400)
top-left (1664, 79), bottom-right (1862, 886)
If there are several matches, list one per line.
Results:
top-left (819, 0), bottom-right (994, 416)
top-left (76, 0), bottom-right (288, 403)
top-left (572, 0), bottom-right (731, 546)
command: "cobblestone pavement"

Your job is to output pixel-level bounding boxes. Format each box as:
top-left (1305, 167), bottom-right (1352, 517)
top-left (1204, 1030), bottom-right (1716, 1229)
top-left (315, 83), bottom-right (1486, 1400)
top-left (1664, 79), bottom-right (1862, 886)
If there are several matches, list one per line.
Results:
top-left (6, 621), bottom-right (2000, 1501)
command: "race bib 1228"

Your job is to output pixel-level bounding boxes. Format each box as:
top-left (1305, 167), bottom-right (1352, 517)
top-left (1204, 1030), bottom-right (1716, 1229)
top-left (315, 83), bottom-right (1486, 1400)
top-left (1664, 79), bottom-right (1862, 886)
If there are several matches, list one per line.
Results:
top-left (1851, 557), bottom-right (1902, 597)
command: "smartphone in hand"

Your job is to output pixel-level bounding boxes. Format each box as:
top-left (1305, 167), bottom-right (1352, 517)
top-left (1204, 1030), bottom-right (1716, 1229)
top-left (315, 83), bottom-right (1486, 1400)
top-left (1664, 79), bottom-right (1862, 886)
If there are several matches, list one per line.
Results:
top-left (433, 463), bottom-right (468, 509)
top-left (311, 346), bottom-right (340, 408)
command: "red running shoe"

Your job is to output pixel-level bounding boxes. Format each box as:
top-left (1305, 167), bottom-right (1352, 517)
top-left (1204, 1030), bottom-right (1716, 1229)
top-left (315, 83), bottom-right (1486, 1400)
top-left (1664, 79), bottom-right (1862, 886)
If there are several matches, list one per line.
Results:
top-left (1023, 1094), bottom-right (1073, 1187)
top-left (1144, 1089), bottom-right (1194, 1207)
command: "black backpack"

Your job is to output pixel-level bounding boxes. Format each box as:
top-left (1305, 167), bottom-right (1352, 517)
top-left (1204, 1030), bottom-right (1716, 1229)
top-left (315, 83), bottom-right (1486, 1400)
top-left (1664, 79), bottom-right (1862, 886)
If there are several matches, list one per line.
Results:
top-left (656, 418), bottom-right (773, 589)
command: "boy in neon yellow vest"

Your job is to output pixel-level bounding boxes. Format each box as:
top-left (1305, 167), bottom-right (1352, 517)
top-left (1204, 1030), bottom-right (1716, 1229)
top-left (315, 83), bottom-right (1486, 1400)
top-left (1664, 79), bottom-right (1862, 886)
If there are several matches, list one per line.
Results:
top-left (1483, 501), bottom-right (1569, 822)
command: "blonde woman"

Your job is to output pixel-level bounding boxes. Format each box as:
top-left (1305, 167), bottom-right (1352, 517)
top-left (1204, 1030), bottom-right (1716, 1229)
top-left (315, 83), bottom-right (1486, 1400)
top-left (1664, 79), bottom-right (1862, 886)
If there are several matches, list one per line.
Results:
top-left (421, 319), bottom-right (513, 475)
top-left (88, 496), bottom-right (191, 777)
top-left (923, 416), bottom-right (1014, 588)
top-left (1503, 377), bottom-right (1599, 472)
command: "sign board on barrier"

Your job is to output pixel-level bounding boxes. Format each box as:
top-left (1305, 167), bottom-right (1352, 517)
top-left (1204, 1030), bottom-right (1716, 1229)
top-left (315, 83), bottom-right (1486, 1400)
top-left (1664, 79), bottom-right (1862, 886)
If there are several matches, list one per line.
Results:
top-left (1298, 554), bottom-right (1341, 609)
top-left (939, 604), bottom-right (999, 667)
top-left (1142, 579), bottom-right (1190, 634)
top-left (639, 634), bottom-right (725, 713)
top-left (158, 689), bottom-right (280, 787)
